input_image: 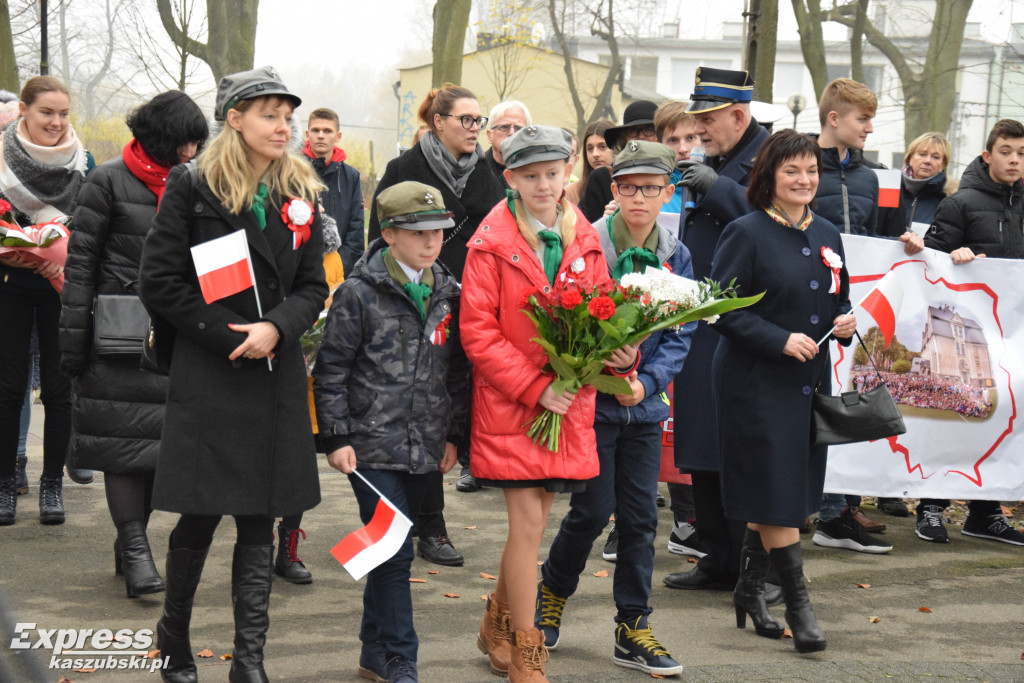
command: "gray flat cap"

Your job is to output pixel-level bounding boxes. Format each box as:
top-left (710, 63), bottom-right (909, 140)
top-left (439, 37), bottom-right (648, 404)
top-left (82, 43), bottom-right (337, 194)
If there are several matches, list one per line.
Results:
top-left (611, 140), bottom-right (676, 178)
top-left (215, 65), bottom-right (301, 122)
top-left (501, 125), bottom-right (572, 170)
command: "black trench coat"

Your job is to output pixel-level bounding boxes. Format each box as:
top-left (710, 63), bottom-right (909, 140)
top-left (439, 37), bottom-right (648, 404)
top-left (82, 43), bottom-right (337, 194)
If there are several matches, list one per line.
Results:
top-left (710, 210), bottom-right (852, 527)
top-left (139, 164), bottom-right (327, 517)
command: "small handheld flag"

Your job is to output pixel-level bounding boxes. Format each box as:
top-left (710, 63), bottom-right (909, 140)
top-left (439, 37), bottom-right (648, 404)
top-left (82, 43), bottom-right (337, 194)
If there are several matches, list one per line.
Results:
top-left (874, 169), bottom-right (902, 208)
top-left (190, 230), bottom-right (255, 304)
top-left (857, 270), bottom-right (904, 347)
top-left (331, 470), bottom-right (413, 580)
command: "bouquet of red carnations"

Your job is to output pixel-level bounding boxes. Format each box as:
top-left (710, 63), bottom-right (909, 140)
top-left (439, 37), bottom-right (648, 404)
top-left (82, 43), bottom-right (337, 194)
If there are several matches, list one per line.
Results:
top-left (520, 269), bottom-right (762, 451)
top-left (0, 199), bottom-right (70, 292)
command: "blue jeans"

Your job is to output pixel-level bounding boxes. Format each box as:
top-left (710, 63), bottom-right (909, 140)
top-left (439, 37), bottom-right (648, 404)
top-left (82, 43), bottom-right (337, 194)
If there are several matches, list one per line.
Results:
top-left (542, 421), bottom-right (662, 623)
top-left (348, 468), bottom-right (427, 663)
top-left (819, 493), bottom-right (863, 522)
top-left (17, 386), bottom-right (30, 457)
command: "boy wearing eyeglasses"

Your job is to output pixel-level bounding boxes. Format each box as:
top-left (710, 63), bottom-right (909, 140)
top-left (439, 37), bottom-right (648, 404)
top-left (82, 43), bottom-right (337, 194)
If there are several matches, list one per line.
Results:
top-left (483, 100), bottom-right (532, 190)
top-left (536, 141), bottom-right (694, 677)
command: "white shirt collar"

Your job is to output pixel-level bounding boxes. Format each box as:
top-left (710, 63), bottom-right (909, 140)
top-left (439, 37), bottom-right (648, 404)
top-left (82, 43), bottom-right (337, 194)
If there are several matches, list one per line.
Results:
top-left (393, 256), bottom-right (424, 284)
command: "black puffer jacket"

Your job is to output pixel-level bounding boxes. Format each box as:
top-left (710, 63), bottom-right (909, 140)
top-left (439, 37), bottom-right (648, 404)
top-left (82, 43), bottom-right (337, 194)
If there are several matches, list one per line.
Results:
top-left (814, 143), bottom-right (878, 236)
top-left (58, 157), bottom-right (168, 473)
top-left (925, 156), bottom-right (1024, 259)
top-left (312, 239), bottom-right (470, 474)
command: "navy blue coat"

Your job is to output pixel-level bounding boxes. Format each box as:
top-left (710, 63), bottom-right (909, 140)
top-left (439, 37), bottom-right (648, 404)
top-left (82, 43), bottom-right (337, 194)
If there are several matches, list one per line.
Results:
top-left (592, 216), bottom-right (695, 424)
top-left (313, 156), bottom-right (364, 277)
top-left (876, 170), bottom-right (949, 237)
top-left (673, 121), bottom-right (769, 471)
top-left (814, 145), bottom-right (878, 236)
top-left (710, 210), bottom-right (851, 527)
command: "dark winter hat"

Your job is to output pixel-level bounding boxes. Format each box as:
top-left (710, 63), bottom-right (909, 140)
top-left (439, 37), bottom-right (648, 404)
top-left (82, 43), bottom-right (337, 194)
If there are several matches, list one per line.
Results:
top-left (603, 100), bottom-right (659, 150)
top-left (377, 181), bottom-right (455, 231)
top-left (611, 140), bottom-right (676, 178)
top-left (687, 67), bottom-right (754, 113)
top-left (501, 125), bottom-right (572, 170)
top-left (215, 65), bottom-right (301, 122)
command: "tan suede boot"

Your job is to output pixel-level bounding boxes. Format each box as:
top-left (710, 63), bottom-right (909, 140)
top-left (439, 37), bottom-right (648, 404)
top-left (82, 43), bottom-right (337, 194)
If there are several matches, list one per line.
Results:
top-left (508, 627), bottom-right (549, 682)
top-left (476, 593), bottom-right (512, 675)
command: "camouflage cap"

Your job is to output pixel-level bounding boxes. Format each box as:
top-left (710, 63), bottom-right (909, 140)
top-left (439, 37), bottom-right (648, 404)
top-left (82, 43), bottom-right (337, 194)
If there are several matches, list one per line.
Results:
top-left (215, 65), bottom-right (301, 122)
top-left (377, 181), bottom-right (455, 231)
top-left (501, 125), bottom-right (572, 170)
top-left (611, 140), bottom-right (676, 178)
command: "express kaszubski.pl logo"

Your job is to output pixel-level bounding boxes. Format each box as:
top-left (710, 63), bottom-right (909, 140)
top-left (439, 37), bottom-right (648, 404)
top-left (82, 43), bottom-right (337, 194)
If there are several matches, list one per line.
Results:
top-left (10, 623), bottom-right (168, 673)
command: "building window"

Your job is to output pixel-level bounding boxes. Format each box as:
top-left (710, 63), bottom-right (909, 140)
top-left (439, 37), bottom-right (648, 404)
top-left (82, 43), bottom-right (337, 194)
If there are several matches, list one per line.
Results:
top-left (630, 56), bottom-right (659, 92)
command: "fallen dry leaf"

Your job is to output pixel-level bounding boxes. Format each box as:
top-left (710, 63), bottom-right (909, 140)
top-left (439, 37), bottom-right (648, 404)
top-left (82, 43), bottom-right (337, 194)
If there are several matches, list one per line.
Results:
top-left (428, 570), bottom-right (440, 575)
top-left (480, 572), bottom-right (497, 580)
top-left (58, 678), bottom-right (73, 683)
top-left (220, 654), bottom-right (233, 661)
top-left (536, 561), bottom-right (543, 566)
top-left (72, 669), bottom-right (97, 673)
top-left (782, 628), bottom-right (792, 639)
top-left (651, 675), bottom-right (666, 679)
top-left (593, 569), bottom-right (609, 578)
top-left (918, 607), bottom-right (932, 613)
top-left (1020, 652), bottom-right (1024, 660)
top-left (146, 650), bottom-right (160, 659)
top-left (197, 649), bottom-right (214, 658)
top-left (868, 616), bottom-right (880, 623)
top-left (686, 557), bottom-right (698, 563)
top-left (1001, 505), bottom-right (1014, 518)
top-left (409, 578), bottom-right (427, 583)
top-left (954, 500), bottom-right (967, 506)
top-left (856, 583), bottom-right (871, 589)
top-left (480, 594), bottom-right (488, 601)
top-left (443, 592), bottom-right (460, 598)
top-left (463, 525), bottom-right (477, 530)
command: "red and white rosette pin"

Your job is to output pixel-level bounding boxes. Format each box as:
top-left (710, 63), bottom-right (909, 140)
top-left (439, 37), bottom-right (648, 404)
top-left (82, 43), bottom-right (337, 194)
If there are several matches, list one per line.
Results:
top-left (431, 313), bottom-right (452, 347)
top-left (820, 246), bottom-right (842, 295)
top-left (281, 198), bottom-right (314, 249)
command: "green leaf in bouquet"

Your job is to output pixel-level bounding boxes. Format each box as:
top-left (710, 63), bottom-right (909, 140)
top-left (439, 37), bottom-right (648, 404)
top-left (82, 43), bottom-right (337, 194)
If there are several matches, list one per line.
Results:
top-left (622, 291), bottom-right (765, 346)
top-left (609, 302), bottom-right (640, 328)
top-left (559, 352), bottom-right (582, 370)
top-left (597, 319), bottom-right (623, 341)
top-left (546, 352), bottom-right (576, 380)
top-left (586, 373), bottom-right (631, 395)
top-left (577, 359), bottom-right (607, 384)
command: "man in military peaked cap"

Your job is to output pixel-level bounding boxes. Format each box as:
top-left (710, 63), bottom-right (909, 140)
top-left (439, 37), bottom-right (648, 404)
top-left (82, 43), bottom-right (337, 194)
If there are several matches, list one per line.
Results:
top-left (664, 66), bottom-right (774, 596)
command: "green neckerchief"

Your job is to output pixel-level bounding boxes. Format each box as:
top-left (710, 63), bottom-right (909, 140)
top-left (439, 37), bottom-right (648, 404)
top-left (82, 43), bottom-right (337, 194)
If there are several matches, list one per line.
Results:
top-left (537, 230), bottom-right (562, 286)
top-left (609, 209), bottom-right (660, 280)
top-left (383, 247), bottom-right (433, 320)
top-left (251, 182), bottom-right (269, 230)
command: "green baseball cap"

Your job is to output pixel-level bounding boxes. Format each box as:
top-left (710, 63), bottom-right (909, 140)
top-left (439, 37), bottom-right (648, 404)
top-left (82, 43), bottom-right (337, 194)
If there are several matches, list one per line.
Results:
top-left (377, 181), bottom-right (455, 231)
top-left (611, 140), bottom-right (676, 178)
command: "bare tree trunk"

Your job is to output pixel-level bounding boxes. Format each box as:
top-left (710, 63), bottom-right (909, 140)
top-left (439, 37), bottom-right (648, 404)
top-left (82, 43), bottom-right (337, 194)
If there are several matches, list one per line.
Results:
top-left (40, 0), bottom-right (48, 75)
top-left (157, 0), bottom-right (257, 83)
top-left (82, 0), bottom-right (116, 119)
top-left (57, 0), bottom-right (69, 83)
top-left (432, 0), bottom-right (472, 87)
top-left (850, 0), bottom-right (868, 83)
top-left (746, 0), bottom-right (777, 102)
top-left (0, 0), bottom-right (18, 91)
top-left (790, 0), bottom-right (828, 100)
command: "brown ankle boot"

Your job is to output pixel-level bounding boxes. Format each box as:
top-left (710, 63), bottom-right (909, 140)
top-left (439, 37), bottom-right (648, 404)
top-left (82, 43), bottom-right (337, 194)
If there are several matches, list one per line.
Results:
top-left (477, 593), bottom-right (512, 675)
top-left (509, 627), bottom-right (549, 682)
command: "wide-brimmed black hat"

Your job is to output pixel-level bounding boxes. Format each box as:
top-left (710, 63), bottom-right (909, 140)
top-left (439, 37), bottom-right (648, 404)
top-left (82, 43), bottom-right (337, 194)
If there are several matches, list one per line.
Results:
top-left (603, 100), bottom-right (658, 150)
top-left (686, 67), bottom-right (754, 114)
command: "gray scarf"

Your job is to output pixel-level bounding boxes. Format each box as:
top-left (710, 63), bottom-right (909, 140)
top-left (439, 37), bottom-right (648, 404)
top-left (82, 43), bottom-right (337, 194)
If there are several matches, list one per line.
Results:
top-left (418, 131), bottom-right (482, 198)
top-left (0, 119), bottom-right (87, 222)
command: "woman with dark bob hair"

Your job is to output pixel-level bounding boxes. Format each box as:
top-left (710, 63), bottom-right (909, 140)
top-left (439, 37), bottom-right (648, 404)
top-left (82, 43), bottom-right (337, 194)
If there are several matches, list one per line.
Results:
top-left (59, 90), bottom-right (207, 599)
top-left (709, 129), bottom-right (856, 654)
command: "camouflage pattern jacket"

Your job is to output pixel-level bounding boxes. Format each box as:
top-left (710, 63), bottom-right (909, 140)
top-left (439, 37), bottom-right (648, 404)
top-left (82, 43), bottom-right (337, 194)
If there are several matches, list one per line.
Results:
top-left (312, 239), bottom-right (469, 474)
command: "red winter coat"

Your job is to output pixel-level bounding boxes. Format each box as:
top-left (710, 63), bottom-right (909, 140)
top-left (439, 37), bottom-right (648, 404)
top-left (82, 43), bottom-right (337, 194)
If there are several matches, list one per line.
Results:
top-left (461, 201), bottom-right (612, 481)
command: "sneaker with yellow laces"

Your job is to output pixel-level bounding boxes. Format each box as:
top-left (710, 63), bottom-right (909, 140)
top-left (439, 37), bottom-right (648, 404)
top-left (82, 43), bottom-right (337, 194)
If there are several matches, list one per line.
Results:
top-left (533, 581), bottom-right (568, 650)
top-left (612, 615), bottom-right (682, 676)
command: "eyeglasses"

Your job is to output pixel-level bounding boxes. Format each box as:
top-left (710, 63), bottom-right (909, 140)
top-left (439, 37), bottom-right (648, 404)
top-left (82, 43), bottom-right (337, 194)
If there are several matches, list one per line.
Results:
top-left (491, 123), bottom-right (524, 134)
top-left (625, 125), bottom-right (657, 140)
top-left (615, 184), bottom-right (666, 197)
top-left (440, 114), bottom-right (488, 130)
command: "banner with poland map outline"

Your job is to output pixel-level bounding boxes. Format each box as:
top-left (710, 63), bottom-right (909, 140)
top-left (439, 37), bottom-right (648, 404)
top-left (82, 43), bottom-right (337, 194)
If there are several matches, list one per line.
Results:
top-left (823, 235), bottom-right (1024, 500)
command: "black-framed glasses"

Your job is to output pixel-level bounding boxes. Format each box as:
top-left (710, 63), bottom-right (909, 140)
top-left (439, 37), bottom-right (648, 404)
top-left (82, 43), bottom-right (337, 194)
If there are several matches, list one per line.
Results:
top-left (491, 123), bottom-right (524, 134)
top-left (615, 184), bottom-right (667, 197)
top-left (625, 125), bottom-right (657, 139)
top-left (440, 114), bottom-right (488, 130)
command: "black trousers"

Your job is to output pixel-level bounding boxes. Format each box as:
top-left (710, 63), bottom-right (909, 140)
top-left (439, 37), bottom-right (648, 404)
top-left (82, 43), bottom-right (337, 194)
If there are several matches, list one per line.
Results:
top-left (0, 282), bottom-right (69, 477)
top-left (415, 470), bottom-right (448, 538)
top-left (690, 469), bottom-right (745, 583)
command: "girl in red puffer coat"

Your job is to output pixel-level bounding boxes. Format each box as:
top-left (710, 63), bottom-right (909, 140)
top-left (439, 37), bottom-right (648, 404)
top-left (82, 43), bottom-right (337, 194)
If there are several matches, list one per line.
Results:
top-left (460, 125), bottom-right (638, 682)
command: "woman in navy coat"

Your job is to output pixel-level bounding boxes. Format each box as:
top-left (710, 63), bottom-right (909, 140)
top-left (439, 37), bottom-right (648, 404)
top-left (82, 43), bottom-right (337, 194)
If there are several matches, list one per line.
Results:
top-left (710, 131), bottom-right (855, 654)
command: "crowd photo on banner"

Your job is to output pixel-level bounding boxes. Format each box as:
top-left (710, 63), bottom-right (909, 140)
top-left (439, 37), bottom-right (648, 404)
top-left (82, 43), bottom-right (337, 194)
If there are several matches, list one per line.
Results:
top-left (3, 6), bottom-right (1024, 683)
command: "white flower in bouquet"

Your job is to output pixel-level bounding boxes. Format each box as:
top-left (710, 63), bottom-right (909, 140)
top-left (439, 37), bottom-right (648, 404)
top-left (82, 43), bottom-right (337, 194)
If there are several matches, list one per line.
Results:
top-left (621, 269), bottom-right (702, 312)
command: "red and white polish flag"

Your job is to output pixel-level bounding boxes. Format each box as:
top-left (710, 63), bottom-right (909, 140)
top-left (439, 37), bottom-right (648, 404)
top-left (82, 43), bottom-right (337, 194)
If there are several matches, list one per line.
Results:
top-left (190, 230), bottom-right (255, 304)
top-left (331, 481), bottom-right (413, 580)
top-left (857, 270), bottom-right (904, 347)
top-left (874, 169), bottom-right (902, 208)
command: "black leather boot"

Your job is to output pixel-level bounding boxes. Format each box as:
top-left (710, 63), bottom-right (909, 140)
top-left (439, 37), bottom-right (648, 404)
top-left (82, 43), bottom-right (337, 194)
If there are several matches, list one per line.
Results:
top-left (734, 528), bottom-right (785, 638)
top-left (38, 474), bottom-right (64, 524)
top-left (274, 523), bottom-right (312, 584)
top-left (770, 541), bottom-right (826, 653)
top-left (157, 544), bottom-right (209, 682)
top-left (229, 544), bottom-right (274, 683)
top-left (0, 475), bottom-right (16, 525)
top-left (116, 521), bottom-right (165, 598)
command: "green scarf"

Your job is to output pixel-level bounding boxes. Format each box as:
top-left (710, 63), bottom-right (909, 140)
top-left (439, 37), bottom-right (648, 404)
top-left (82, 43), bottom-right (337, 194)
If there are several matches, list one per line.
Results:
top-left (251, 182), bottom-right (269, 229)
top-left (536, 230), bottom-right (563, 286)
top-left (383, 247), bottom-right (434, 320)
top-left (609, 209), bottom-right (661, 280)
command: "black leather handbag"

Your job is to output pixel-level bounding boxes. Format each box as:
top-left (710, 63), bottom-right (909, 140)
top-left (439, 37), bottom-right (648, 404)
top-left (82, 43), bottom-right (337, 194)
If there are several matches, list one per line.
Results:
top-left (92, 294), bottom-right (150, 358)
top-left (812, 331), bottom-right (907, 446)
